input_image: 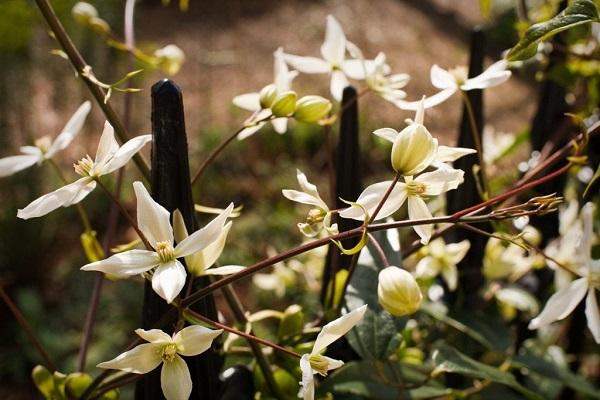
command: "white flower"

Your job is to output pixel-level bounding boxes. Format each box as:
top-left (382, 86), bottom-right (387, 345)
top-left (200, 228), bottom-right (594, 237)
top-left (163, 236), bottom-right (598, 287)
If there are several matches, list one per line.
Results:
top-left (483, 237), bottom-right (537, 281)
top-left (81, 181), bottom-right (233, 303)
top-left (529, 203), bottom-right (600, 343)
top-left (415, 238), bottom-right (470, 291)
top-left (400, 60), bottom-right (511, 110)
top-left (233, 47), bottom-right (298, 139)
top-left (299, 305), bottom-right (367, 400)
top-left (378, 266), bottom-right (423, 316)
top-left (17, 121), bottom-right (150, 219)
top-left (282, 169), bottom-right (338, 238)
top-left (97, 326), bottom-right (223, 400)
top-left (172, 210), bottom-right (243, 277)
top-left (340, 168), bottom-right (464, 244)
top-left (0, 101), bottom-right (91, 178)
top-left (154, 44), bottom-right (186, 75)
top-left (283, 15), bottom-right (374, 101)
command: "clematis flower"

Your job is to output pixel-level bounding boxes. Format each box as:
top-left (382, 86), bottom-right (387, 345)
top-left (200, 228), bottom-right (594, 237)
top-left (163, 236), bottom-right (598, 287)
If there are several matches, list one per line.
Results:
top-left (400, 60), bottom-right (511, 110)
top-left (97, 326), bottom-right (223, 400)
top-left (81, 181), bottom-right (233, 303)
top-left (299, 305), bottom-right (367, 400)
top-left (529, 202), bottom-right (600, 343)
top-left (415, 238), bottom-right (470, 291)
top-left (378, 266), bottom-right (422, 316)
top-left (233, 47), bottom-right (298, 139)
top-left (0, 101), bottom-right (91, 178)
top-left (483, 236), bottom-right (538, 282)
top-left (340, 168), bottom-right (464, 244)
top-left (282, 169), bottom-right (338, 237)
top-left (283, 15), bottom-right (375, 101)
top-left (172, 210), bottom-right (243, 277)
top-left (17, 121), bottom-right (150, 219)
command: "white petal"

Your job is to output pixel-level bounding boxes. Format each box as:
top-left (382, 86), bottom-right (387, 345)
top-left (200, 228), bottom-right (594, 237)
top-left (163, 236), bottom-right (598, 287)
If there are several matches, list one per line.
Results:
top-left (446, 240), bottom-right (471, 265)
top-left (299, 354), bottom-right (315, 400)
top-left (81, 249), bottom-right (159, 277)
top-left (282, 189), bottom-right (324, 209)
top-left (283, 54), bottom-right (330, 74)
top-left (172, 209), bottom-right (188, 244)
top-left (152, 260), bottom-right (187, 304)
top-left (323, 355), bottom-right (344, 371)
top-left (232, 93), bottom-right (261, 112)
top-left (94, 121), bottom-right (120, 167)
top-left (161, 355), bottom-right (192, 400)
top-left (97, 343), bottom-right (163, 374)
top-left (0, 155), bottom-right (40, 177)
top-left (398, 88), bottom-right (456, 110)
top-left (20, 145), bottom-right (43, 156)
top-left (46, 101), bottom-right (91, 158)
top-left (462, 60), bottom-right (511, 91)
top-left (237, 123), bottom-right (266, 140)
top-left (202, 265), bottom-right (245, 275)
top-left (133, 181), bottom-right (174, 247)
top-left (103, 134), bottom-right (152, 174)
top-left (271, 117), bottom-right (288, 134)
top-left (342, 59), bottom-right (368, 80)
top-left (407, 196), bottom-right (433, 245)
top-left (312, 304), bottom-right (367, 354)
top-left (187, 222), bottom-right (232, 275)
top-left (417, 168), bottom-right (464, 196)
top-left (339, 181), bottom-right (407, 221)
top-left (330, 69), bottom-right (349, 102)
top-left (175, 204), bottom-right (233, 257)
top-left (415, 257), bottom-right (441, 279)
top-left (372, 128), bottom-right (398, 143)
top-left (274, 47), bottom-right (297, 92)
top-left (135, 328), bottom-right (173, 344)
top-left (173, 325), bottom-right (223, 356)
top-left (430, 65), bottom-right (458, 89)
top-left (434, 146), bottom-right (477, 163)
top-left (529, 278), bottom-right (588, 329)
top-left (17, 178), bottom-right (92, 219)
top-left (585, 289), bottom-right (600, 343)
top-left (441, 264), bottom-right (458, 291)
top-left (320, 15), bottom-right (346, 65)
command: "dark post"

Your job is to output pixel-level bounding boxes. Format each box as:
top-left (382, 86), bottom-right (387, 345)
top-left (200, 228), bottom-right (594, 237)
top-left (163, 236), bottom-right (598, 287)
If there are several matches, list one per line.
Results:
top-left (321, 86), bottom-right (363, 306)
top-left (445, 28), bottom-right (487, 306)
top-left (136, 79), bottom-right (221, 400)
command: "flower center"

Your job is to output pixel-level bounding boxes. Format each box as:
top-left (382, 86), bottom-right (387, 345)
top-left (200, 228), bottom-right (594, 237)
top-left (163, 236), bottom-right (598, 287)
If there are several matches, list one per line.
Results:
top-left (588, 267), bottom-right (600, 288)
top-left (161, 343), bottom-right (178, 363)
top-left (156, 241), bottom-right (175, 263)
top-left (309, 354), bottom-right (330, 376)
top-left (74, 155), bottom-right (95, 177)
top-left (306, 208), bottom-right (326, 224)
top-left (34, 136), bottom-right (52, 153)
top-left (406, 181), bottom-right (426, 197)
top-left (449, 66), bottom-right (468, 86)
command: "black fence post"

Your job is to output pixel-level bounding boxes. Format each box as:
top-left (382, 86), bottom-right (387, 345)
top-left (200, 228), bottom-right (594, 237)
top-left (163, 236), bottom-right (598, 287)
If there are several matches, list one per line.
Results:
top-left (321, 86), bottom-right (363, 306)
top-left (135, 79), bottom-right (221, 400)
top-left (445, 28), bottom-right (487, 307)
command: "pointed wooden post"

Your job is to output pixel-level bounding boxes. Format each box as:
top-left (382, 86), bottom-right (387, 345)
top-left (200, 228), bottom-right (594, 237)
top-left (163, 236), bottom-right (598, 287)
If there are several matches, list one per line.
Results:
top-left (136, 79), bottom-right (222, 400)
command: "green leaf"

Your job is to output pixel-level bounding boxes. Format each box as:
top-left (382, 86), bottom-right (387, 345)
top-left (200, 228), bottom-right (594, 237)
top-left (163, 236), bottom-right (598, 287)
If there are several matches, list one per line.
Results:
top-left (432, 345), bottom-right (543, 400)
top-left (507, 0), bottom-right (600, 61)
top-left (344, 230), bottom-right (405, 360)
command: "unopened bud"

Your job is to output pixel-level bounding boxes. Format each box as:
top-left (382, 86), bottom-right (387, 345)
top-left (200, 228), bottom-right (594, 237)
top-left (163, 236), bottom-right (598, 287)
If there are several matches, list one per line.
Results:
top-left (80, 230), bottom-right (105, 262)
top-left (88, 17), bottom-right (110, 35)
top-left (259, 84), bottom-right (278, 109)
top-left (154, 44), bottom-right (185, 75)
top-left (391, 123), bottom-right (437, 176)
top-left (270, 91), bottom-right (297, 117)
top-left (72, 2), bottom-right (98, 25)
top-left (378, 266), bottom-right (422, 316)
top-left (293, 95), bottom-right (332, 123)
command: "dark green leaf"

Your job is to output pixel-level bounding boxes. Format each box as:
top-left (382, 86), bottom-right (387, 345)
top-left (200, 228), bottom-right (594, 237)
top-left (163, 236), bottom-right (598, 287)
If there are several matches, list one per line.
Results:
top-left (507, 0), bottom-right (599, 61)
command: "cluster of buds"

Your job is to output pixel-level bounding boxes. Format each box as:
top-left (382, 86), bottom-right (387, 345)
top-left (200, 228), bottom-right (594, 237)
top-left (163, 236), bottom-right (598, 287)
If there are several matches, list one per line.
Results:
top-left (72, 2), bottom-right (110, 35)
top-left (255, 84), bottom-right (332, 124)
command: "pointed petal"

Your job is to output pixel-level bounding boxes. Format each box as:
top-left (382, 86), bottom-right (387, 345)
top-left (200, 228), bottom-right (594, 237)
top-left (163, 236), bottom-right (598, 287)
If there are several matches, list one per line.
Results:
top-left (430, 65), bottom-right (457, 89)
top-left (94, 121), bottom-right (120, 167)
top-left (237, 123), bottom-right (266, 140)
top-left (283, 54), bottom-right (330, 74)
top-left (321, 15), bottom-right (346, 64)
top-left (173, 325), bottom-right (223, 356)
top-left (418, 168), bottom-right (464, 196)
top-left (46, 101), bottom-right (92, 158)
top-left (415, 257), bottom-right (441, 279)
top-left (274, 47), bottom-right (297, 92)
top-left (232, 93), bottom-right (261, 112)
top-left (271, 117), bottom-right (288, 134)
top-left (161, 355), bottom-right (192, 400)
top-left (434, 146), bottom-right (476, 163)
top-left (441, 264), bottom-right (458, 291)
top-left (0, 155), bottom-right (40, 177)
top-left (97, 343), bottom-right (162, 374)
top-left (68, 180), bottom-right (96, 205)
top-left (175, 204), bottom-right (233, 257)
top-left (20, 145), bottom-right (43, 156)
top-left (202, 265), bottom-right (245, 275)
top-left (152, 260), bottom-right (187, 304)
top-left (187, 222), bottom-right (233, 275)
top-left (339, 181), bottom-right (406, 221)
top-left (282, 189), bottom-right (324, 209)
top-left (462, 61), bottom-right (511, 91)
top-left (323, 356), bottom-right (344, 371)
top-left (17, 178), bottom-right (92, 219)
top-left (446, 240), bottom-right (470, 265)
top-left (172, 209), bottom-right (188, 244)
top-left (103, 134), bottom-right (152, 174)
top-left (398, 88), bottom-right (456, 110)
top-left (372, 128), bottom-right (398, 143)
top-left (312, 304), bottom-right (367, 354)
top-left (408, 196), bottom-right (433, 245)
top-left (330, 69), bottom-right (348, 102)
top-left (81, 249), bottom-right (159, 277)
top-left (585, 289), bottom-right (600, 343)
top-left (299, 354), bottom-right (315, 400)
top-left (529, 278), bottom-right (588, 329)
top-left (133, 181), bottom-right (173, 247)
top-left (135, 329), bottom-right (172, 344)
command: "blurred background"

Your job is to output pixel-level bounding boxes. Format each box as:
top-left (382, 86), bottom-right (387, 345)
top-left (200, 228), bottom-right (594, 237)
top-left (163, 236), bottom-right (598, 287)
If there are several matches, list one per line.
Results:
top-left (0, 0), bottom-right (540, 397)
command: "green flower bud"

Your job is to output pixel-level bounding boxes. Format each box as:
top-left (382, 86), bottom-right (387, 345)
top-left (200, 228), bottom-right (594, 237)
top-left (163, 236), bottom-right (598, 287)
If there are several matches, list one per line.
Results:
top-left (378, 266), bottom-right (422, 316)
top-left (89, 16), bottom-right (111, 35)
top-left (154, 44), bottom-right (186, 75)
top-left (293, 95), bottom-right (332, 123)
top-left (390, 123), bottom-right (437, 176)
top-left (259, 84), bottom-right (278, 109)
top-left (72, 2), bottom-right (98, 25)
top-left (270, 91), bottom-right (297, 117)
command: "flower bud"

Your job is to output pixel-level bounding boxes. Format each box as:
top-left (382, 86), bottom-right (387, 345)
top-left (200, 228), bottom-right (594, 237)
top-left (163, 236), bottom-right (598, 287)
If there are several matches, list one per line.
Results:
top-left (390, 123), bottom-right (437, 176)
top-left (270, 91), bottom-right (297, 117)
top-left (72, 2), bottom-right (98, 25)
top-left (259, 84), bottom-right (278, 109)
top-left (378, 266), bottom-right (422, 316)
top-left (293, 95), bottom-right (332, 123)
top-left (88, 17), bottom-right (110, 35)
top-left (154, 44), bottom-right (185, 75)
